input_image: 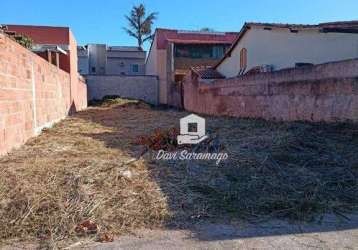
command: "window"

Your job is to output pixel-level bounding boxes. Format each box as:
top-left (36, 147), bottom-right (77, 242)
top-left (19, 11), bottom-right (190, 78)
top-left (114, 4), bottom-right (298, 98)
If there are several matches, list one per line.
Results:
top-left (212, 46), bottom-right (225, 59)
top-left (91, 67), bottom-right (96, 73)
top-left (174, 45), bottom-right (228, 59)
top-left (188, 122), bottom-right (198, 133)
top-left (240, 48), bottom-right (247, 70)
top-left (131, 64), bottom-right (139, 73)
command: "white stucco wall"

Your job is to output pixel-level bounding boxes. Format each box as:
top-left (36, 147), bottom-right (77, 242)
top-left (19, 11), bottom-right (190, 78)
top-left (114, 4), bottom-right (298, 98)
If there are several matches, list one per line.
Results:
top-left (217, 27), bottom-right (358, 78)
top-left (88, 44), bottom-right (107, 75)
top-left (145, 34), bottom-right (168, 104)
top-left (78, 56), bottom-right (89, 75)
top-left (106, 58), bottom-right (145, 75)
top-left (145, 35), bottom-right (158, 75)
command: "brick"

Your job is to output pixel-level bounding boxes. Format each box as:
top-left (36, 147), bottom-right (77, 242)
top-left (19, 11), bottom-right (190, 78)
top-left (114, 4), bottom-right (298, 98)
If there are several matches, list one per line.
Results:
top-left (24, 121), bottom-right (33, 131)
top-left (0, 29), bottom-right (87, 155)
top-left (5, 113), bottom-right (22, 126)
top-left (0, 128), bottom-right (5, 144)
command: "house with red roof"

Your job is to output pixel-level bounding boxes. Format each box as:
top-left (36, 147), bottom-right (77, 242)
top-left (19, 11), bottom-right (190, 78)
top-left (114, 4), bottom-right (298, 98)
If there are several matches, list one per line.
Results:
top-left (145, 28), bottom-right (238, 107)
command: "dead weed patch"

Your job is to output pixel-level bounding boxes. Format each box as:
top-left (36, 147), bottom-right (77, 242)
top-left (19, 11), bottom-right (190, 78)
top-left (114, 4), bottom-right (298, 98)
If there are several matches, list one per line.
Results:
top-left (0, 98), bottom-right (358, 247)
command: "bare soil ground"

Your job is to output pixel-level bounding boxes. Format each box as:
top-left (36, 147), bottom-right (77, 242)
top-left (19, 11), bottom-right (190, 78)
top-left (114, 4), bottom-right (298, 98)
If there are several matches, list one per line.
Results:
top-left (0, 99), bottom-right (358, 249)
top-left (76, 215), bottom-right (358, 250)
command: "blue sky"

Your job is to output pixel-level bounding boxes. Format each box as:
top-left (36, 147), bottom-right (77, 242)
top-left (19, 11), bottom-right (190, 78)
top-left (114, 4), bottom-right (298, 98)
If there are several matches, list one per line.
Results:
top-left (1, 0), bottom-right (358, 51)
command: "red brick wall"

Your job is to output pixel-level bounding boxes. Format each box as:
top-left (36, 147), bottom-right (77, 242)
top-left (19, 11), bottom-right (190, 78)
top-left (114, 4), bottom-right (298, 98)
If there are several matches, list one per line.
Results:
top-left (3, 25), bottom-right (87, 114)
top-left (184, 59), bottom-right (358, 122)
top-left (0, 33), bottom-right (87, 156)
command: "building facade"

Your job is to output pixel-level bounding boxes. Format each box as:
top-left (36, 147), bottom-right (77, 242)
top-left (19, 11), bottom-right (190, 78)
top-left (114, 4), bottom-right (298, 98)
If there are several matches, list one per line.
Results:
top-left (215, 21), bottom-right (358, 78)
top-left (78, 44), bottom-right (146, 76)
top-left (145, 28), bottom-right (238, 107)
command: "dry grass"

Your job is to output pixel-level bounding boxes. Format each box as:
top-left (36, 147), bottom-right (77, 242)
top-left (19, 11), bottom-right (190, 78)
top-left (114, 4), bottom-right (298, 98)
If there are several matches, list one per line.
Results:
top-left (0, 100), bottom-right (176, 248)
top-left (0, 98), bottom-right (358, 248)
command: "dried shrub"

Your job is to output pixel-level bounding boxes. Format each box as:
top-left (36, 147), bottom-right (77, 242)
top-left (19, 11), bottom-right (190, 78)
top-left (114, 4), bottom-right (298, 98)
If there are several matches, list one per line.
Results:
top-left (133, 127), bottom-right (180, 151)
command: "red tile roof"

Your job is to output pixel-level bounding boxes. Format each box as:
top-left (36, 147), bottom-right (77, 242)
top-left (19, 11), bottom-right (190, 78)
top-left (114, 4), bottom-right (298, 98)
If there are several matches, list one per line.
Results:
top-left (155, 28), bottom-right (239, 49)
top-left (192, 66), bottom-right (225, 79)
top-left (245, 20), bottom-right (358, 30)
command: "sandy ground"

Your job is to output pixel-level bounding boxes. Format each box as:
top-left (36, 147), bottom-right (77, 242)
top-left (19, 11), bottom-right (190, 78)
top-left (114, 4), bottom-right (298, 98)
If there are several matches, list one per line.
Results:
top-left (4, 215), bottom-right (358, 249)
top-left (74, 214), bottom-right (358, 249)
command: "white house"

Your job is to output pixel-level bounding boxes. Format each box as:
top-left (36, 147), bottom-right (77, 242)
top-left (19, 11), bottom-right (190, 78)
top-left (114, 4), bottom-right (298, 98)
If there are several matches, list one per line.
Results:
top-left (214, 21), bottom-right (358, 78)
top-left (77, 44), bottom-right (146, 76)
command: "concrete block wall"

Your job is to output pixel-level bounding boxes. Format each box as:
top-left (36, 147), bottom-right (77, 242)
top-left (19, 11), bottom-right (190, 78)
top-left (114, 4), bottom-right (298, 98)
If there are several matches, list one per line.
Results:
top-left (0, 33), bottom-right (87, 156)
top-left (213, 58), bottom-right (358, 87)
top-left (86, 75), bottom-right (159, 105)
top-left (184, 59), bottom-right (358, 122)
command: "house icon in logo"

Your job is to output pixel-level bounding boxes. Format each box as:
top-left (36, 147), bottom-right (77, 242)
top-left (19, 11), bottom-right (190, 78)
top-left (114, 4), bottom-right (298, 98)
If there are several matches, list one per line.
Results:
top-left (177, 114), bottom-right (208, 145)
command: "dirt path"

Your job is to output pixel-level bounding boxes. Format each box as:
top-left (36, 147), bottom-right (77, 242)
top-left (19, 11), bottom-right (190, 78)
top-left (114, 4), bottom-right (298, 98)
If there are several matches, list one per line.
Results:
top-left (4, 216), bottom-right (358, 249)
top-left (80, 214), bottom-right (358, 250)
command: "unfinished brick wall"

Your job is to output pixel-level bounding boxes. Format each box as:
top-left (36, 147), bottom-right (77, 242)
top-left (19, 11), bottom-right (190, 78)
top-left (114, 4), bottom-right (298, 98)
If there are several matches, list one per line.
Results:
top-left (184, 59), bottom-right (358, 122)
top-left (0, 33), bottom-right (87, 156)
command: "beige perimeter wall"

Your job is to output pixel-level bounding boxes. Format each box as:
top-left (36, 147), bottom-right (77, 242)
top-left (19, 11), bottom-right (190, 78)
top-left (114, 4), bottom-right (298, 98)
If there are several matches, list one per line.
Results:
top-left (186, 59), bottom-right (358, 122)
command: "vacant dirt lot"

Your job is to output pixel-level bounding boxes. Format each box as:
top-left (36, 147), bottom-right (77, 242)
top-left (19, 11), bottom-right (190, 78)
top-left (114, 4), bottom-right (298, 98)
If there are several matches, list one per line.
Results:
top-left (0, 99), bottom-right (358, 248)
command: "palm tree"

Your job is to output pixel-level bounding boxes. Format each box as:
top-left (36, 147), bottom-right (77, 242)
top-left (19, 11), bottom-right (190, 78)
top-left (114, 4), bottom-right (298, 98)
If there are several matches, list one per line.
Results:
top-left (123, 4), bottom-right (158, 48)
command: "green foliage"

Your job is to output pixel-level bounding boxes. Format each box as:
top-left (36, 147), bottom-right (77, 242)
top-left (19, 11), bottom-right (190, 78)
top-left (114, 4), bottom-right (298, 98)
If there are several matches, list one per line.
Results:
top-left (0, 25), bottom-right (33, 49)
top-left (123, 4), bottom-right (158, 48)
top-left (13, 34), bottom-right (33, 49)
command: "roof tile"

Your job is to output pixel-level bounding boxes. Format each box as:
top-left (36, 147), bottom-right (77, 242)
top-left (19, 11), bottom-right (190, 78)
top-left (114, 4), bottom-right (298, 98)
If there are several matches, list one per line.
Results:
top-left (192, 66), bottom-right (225, 79)
top-left (155, 28), bottom-right (239, 49)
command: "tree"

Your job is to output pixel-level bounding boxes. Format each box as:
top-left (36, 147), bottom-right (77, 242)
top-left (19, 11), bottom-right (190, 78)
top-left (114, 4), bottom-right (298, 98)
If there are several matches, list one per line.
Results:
top-left (123, 4), bottom-right (158, 48)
